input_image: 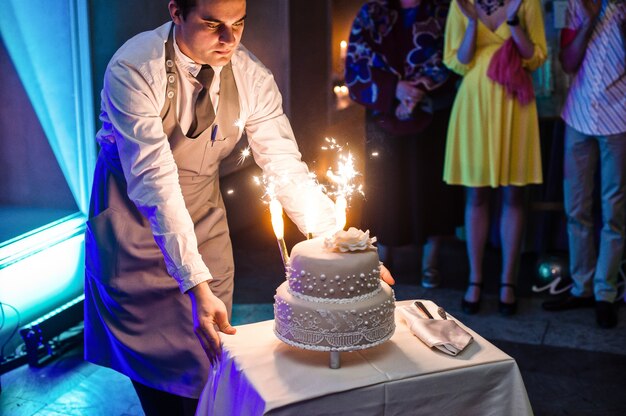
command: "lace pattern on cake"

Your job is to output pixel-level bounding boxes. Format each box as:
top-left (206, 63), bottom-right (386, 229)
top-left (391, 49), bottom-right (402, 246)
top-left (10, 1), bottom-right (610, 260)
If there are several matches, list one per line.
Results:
top-left (273, 297), bottom-right (395, 351)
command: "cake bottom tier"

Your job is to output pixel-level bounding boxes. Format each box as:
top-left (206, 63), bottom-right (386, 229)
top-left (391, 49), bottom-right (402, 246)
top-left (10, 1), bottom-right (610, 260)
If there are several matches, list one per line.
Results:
top-left (274, 281), bottom-right (395, 352)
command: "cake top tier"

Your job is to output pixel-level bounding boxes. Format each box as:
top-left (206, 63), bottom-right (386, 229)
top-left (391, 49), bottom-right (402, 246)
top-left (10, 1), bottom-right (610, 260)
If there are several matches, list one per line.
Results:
top-left (287, 231), bottom-right (381, 301)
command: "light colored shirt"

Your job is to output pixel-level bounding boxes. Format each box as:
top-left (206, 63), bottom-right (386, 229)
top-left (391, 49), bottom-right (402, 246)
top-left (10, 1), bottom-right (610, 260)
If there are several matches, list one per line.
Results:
top-left (96, 22), bottom-right (336, 293)
top-left (561, 0), bottom-right (626, 135)
top-left (171, 30), bottom-right (222, 120)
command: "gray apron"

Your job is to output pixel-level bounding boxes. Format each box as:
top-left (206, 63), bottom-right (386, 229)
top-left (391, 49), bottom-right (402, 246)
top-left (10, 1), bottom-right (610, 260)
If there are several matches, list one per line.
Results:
top-left (84, 28), bottom-right (241, 398)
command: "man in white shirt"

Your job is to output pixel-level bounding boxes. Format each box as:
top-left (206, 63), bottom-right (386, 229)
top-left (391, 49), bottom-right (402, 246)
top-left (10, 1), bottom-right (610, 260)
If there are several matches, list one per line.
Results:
top-left (84, 0), bottom-right (393, 413)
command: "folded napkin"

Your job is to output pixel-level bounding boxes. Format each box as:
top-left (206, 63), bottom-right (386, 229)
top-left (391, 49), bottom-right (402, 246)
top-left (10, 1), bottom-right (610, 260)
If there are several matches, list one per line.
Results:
top-left (398, 304), bottom-right (473, 356)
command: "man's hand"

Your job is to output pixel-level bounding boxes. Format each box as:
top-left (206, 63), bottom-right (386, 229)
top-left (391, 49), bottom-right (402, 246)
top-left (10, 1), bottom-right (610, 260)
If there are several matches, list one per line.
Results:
top-left (188, 282), bottom-right (236, 365)
top-left (380, 264), bottom-right (395, 285)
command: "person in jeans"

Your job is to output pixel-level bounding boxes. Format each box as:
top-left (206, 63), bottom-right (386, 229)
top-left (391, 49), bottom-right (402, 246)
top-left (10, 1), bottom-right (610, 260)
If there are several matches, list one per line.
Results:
top-left (542, 0), bottom-right (626, 329)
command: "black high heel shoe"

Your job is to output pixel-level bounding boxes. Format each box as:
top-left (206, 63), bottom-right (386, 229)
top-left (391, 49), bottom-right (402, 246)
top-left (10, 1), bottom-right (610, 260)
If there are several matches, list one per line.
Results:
top-left (499, 283), bottom-right (518, 316)
top-left (461, 282), bottom-right (483, 314)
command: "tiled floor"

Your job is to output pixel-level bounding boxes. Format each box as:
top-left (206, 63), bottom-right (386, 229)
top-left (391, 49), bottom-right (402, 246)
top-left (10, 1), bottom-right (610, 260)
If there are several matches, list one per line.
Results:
top-left (1, 226), bottom-right (625, 415)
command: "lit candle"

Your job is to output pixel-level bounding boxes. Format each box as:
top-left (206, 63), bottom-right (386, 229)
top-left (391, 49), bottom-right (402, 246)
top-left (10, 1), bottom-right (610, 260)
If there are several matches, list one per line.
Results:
top-left (339, 40), bottom-right (347, 66)
top-left (339, 40), bottom-right (348, 80)
top-left (270, 198), bottom-right (289, 268)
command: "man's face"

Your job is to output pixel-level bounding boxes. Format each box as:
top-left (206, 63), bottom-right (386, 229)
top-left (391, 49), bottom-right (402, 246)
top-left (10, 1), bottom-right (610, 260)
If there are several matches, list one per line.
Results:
top-left (170, 0), bottom-right (246, 66)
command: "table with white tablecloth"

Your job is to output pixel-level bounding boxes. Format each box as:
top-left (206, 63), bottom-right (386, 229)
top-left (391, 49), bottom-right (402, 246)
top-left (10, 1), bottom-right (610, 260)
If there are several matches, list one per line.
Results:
top-left (196, 300), bottom-right (533, 415)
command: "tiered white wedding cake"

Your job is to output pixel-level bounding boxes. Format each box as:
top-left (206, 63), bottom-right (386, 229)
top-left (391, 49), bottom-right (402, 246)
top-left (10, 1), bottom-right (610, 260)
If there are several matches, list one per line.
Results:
top-left (274, 228), bottom-right (395, 351)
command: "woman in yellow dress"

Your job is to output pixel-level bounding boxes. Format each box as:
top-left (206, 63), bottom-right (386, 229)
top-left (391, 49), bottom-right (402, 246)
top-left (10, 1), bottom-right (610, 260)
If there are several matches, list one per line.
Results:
top-left (443, 0), bottom-right (547, 315)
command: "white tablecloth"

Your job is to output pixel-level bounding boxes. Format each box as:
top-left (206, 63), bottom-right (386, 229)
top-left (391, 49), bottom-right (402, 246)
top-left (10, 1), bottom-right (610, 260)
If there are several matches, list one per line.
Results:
top-left (196, 300), bottom-right (533, 415)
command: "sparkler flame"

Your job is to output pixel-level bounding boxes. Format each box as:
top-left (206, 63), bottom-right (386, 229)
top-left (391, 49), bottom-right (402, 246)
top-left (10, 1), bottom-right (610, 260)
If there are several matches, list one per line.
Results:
top-left (269, 199), bottom-right (284, 240)
top-left (302, 172), bottom-right (324, 238)
top-left (321, 137), bottom-right (363, 231)
top-left (255, 174), bottom-right (290, 267)
top-left (254, 136), bottom-right (363, 264)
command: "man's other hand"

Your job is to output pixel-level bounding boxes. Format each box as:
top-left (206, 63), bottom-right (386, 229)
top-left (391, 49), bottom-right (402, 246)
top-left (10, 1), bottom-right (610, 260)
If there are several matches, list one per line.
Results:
top-left (188, 282), bottom-right (237, 365)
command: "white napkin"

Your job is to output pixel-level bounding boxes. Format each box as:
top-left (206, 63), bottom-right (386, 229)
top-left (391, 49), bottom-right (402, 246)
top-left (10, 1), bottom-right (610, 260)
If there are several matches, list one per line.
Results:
top-left (398, 304), bottom-right (473, 356)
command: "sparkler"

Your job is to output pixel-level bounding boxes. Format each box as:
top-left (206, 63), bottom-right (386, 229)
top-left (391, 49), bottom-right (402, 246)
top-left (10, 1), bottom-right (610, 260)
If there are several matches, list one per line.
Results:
top-left (254, 174), bottom-right (290, 269)
top-left (270, 198), bottom-right (289, 268)
top-left (322, 138), bottom-right (362, 232)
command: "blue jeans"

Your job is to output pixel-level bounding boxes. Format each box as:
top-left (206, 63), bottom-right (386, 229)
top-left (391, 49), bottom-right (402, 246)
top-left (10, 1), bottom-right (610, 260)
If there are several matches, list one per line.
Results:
top-left (563, 124), bottom-right (626, 302)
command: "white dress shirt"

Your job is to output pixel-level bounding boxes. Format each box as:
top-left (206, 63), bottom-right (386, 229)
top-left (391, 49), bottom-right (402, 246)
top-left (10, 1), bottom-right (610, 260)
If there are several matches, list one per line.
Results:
top-left (96, 22), bottom-right (336, 293)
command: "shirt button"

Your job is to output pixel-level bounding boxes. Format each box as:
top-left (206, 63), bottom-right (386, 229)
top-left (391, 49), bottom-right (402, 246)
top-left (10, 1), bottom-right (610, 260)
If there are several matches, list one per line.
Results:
top-left (167, 90), bottom-right (175, 99)
top-left (168, 74), bottom-right (175, 83)
top-left (166, 59), bottom-right (174, 68)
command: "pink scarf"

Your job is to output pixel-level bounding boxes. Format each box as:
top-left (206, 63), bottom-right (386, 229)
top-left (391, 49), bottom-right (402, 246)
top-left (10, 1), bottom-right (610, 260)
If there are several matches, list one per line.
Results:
top-left (487, 38), bottom-right (534, 105)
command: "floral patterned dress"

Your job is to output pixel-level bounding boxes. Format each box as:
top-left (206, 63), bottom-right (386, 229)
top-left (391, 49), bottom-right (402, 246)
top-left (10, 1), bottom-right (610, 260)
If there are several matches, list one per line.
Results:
top-left (346, 0), bottom-right (463, 246)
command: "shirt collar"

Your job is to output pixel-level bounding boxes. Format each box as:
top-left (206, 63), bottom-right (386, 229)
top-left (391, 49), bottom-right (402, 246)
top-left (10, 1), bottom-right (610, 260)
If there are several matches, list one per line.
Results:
top-left (172, 29), bottom-right (223, 78)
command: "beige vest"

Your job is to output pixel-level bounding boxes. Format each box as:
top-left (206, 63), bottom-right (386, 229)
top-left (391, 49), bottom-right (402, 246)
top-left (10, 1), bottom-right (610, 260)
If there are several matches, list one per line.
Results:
top-left (84, 26), bottom-right (241, 397)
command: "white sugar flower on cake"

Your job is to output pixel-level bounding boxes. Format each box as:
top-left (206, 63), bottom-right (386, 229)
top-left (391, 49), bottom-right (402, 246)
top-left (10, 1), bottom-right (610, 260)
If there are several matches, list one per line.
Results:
top-left (324, 227), bottom-right (377, 252)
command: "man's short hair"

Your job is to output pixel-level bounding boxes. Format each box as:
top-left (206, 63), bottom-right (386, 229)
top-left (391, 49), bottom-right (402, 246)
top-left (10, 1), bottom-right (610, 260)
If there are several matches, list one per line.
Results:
top-left (174, 0), bottom-right (196, 20)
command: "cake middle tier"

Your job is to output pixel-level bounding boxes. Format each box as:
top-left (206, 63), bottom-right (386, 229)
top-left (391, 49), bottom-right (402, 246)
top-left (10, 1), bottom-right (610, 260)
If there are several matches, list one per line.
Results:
top-left (274, 281), bottom-right (396, 352)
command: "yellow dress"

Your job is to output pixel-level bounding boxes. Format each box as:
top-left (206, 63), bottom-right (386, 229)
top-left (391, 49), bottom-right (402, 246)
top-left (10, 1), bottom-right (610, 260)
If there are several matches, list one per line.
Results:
top-left (443, 0), bottom-right (547, 187)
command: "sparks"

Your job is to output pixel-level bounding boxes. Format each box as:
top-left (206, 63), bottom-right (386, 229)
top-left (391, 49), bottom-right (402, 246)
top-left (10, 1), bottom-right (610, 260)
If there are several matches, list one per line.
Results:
top-left (321, 137), bottom-right (344, 152)
top-left (238, 146), bottom-right (251, 165)
top-left (233, 118), bottom-right (245, 130)
top-left (320, 139), bottom-right (364, 231)
top-left (252, 173), bottom-right (291, 205)
top-left (325, 151), bottom-right (362, 200)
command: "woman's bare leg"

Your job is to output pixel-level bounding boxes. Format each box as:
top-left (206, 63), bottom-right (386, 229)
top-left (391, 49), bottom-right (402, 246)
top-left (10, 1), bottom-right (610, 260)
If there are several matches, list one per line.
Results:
top-left (499, 186), bottom-right (525, 303)
top-left (464, 187), bottom-right (491, 302)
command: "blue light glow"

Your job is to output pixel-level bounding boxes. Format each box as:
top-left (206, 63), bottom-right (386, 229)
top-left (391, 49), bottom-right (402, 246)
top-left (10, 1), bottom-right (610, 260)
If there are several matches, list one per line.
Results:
top-left (0, 0), bottom-right (95, 355)
top-left (0, 0), bottom-right (95, 214)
